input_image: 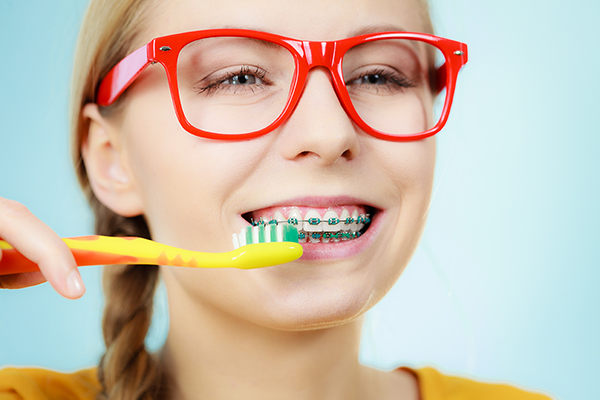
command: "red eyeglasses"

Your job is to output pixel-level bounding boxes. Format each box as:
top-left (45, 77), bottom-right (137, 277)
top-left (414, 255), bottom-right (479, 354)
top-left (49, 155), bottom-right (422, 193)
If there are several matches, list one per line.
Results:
top-left (97, 29), bottom-right (468, 141)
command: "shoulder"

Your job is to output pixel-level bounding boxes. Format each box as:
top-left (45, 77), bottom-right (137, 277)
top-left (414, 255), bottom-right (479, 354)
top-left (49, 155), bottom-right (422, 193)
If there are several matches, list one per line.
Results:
top-left (404, 367), bottom-right (554, 400)
top-left (0, 367), bottom-right (100, 400)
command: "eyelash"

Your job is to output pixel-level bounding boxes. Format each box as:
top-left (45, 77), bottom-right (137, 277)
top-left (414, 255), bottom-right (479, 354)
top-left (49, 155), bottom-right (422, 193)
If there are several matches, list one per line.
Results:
top-left (193, 65), bottom-right (415, 97)
top-left (346, 68), bottom-right (417, 93)
top-left (194, 66), bottom-right (269, 96)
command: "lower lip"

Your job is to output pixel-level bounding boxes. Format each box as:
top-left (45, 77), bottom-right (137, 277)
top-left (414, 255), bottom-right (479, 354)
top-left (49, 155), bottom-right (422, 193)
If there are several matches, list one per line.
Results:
top-left (298, 211), bottom-right (383, 261)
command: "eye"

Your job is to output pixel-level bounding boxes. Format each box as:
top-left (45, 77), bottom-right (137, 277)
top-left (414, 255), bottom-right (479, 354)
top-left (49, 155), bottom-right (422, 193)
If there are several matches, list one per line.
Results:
top-left (355, 73), bottom-right (388, 85)
top-left (224, 73), bottom-right (262, 86)
top-left (345, 67), bottom-right (417, 95)
top-left (194, 65), bottom-right (271, 95)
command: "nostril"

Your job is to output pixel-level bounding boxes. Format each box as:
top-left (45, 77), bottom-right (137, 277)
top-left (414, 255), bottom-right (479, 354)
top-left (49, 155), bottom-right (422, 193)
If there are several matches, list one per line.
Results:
top-left (294, 148), bottom-right (354, 162)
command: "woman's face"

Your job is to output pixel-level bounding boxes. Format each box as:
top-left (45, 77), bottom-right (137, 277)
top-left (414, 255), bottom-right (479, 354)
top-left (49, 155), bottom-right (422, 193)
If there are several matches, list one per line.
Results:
top-left (108, 0), bottom-right (435, 330)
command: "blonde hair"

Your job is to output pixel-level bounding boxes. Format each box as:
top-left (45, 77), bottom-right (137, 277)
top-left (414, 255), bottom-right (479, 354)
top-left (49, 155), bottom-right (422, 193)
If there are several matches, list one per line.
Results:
top-left (70, 0), bottom-right (434, 399)
top-left (70, 0), bottom-right (164, 399)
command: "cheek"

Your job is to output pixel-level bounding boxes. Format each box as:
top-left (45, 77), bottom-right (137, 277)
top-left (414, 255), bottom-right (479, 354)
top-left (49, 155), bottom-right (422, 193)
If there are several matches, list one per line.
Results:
top-left (117, 92), bottom-right (262, 252)
top-left (401, 138), bottom-right (436, 202)
top-left (371, 136), bottom-right (436, 202)
top-left (369, 137), bottom-right (436, 281)
top-left (393, 137), bottom-right (436, 262)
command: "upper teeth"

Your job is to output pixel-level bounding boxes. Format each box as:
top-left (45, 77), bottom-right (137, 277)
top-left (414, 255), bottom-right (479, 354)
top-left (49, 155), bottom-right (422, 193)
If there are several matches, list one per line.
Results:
top-left (251, 207), bottom-right (370, 232)
top-left (250, 207), bottom-right (371, 244)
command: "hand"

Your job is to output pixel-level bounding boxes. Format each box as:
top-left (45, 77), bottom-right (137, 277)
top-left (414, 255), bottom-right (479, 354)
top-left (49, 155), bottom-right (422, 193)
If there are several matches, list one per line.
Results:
top-left (0, 197), bottom-right (85, 299)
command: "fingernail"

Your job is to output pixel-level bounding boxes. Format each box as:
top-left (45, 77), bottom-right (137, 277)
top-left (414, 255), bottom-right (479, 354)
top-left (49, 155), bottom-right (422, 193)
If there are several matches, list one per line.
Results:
top-left (66, 269), bottom-right (84, 298)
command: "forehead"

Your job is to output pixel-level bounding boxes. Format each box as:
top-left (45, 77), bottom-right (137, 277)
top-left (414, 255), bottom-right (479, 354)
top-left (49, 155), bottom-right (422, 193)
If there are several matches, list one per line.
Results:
top-left (140, 0), bottom-right (427, 43)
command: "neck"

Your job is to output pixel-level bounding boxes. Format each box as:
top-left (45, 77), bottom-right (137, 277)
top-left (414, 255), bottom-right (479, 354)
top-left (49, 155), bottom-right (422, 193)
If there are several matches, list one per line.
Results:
top-left (159, 297), bottom-right (382, 400)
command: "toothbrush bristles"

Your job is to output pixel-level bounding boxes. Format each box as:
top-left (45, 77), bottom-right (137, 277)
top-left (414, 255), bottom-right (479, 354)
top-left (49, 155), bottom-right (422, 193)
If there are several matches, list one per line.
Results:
top-left (232, 223), bottom-right (299, 250)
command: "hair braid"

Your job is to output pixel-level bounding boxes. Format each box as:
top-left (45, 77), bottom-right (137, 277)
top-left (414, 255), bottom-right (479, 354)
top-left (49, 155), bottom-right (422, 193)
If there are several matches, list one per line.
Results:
top-left (94, 205), bottom-right (165, 400)
top-left (68, 0), bottom-right (164, 397)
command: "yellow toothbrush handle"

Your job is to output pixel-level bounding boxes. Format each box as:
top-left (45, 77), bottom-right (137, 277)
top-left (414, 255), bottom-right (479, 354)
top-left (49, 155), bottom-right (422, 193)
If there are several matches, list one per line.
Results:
top-left (0, 236), bottom-right (303, 275)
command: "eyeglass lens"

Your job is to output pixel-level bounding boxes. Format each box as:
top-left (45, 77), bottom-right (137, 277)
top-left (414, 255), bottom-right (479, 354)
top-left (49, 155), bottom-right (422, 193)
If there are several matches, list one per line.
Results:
top-left (176, 37), bottom-right (445, 136)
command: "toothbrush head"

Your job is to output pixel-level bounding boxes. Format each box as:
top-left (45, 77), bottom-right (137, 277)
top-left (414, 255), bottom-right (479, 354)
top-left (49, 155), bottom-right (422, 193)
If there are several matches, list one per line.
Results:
top-left (232, 223), bottom-right (299, 249)
top-left (229, 223), bottom-right (302, 269)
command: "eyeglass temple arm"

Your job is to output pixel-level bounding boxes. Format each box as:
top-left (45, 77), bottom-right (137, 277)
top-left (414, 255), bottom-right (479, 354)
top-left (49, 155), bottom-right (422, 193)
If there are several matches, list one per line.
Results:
top-left (434, 64), bottom-right (447, 94)
top-left (96, 44), bottom-right (152, 106)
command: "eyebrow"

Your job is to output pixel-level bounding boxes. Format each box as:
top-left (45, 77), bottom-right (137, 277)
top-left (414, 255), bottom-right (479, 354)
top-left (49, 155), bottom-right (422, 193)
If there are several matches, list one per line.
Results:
top-left (202, 25), bottom-right (287, 50)
top-left (349, 25), bottom-right (408, 37)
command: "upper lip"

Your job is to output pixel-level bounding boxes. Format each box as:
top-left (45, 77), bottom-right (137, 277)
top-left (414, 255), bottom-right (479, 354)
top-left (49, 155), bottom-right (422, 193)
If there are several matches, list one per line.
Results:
top-left (239, 195), bottom-right (382, 216)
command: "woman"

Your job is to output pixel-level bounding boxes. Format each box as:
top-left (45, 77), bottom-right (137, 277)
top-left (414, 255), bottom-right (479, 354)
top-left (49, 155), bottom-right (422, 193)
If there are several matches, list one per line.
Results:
top-left (0, 0), bottom-right (552, 398)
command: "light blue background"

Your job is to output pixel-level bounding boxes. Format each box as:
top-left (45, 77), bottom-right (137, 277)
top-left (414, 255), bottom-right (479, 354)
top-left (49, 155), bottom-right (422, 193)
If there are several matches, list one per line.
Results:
top-left (1, 1), bottom-right (598, 399)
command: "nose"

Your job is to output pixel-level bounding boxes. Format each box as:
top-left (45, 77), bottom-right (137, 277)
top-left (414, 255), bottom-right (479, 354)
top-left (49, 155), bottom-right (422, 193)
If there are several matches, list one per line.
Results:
top-left (276, 68), bottom-right (360, 165)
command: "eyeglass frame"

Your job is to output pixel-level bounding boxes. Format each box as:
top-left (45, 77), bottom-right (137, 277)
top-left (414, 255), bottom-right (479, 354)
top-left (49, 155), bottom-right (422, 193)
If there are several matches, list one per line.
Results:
top-left (97, 29), bottom-right (468, 141)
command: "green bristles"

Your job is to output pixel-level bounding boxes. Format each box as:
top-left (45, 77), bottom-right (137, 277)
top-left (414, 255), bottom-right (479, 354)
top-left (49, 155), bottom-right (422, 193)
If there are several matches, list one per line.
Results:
top-left (282, 223), bottom-right (299, 243)
top-left (233, 223), bottom-right (300, 250)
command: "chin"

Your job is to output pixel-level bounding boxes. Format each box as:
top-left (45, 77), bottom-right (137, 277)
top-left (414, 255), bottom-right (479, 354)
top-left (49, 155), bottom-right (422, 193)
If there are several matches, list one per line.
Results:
top-left (237, 272), bottom-right (384, 332)
top-left (254, 304), bottom-right (371, 332)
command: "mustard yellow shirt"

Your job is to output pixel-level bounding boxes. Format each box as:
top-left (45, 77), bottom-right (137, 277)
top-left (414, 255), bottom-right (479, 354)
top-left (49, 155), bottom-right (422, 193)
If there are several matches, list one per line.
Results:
top-left (0, 366), bottom-right (553, 399)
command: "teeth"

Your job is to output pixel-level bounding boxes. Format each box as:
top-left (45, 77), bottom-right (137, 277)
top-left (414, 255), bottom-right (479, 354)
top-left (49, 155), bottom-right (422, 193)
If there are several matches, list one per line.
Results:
top-left (323, 210), bottom-right (340, 232)
top-left (350, 210), bottom-right (359, 232)
top-left (288, 207), bottom-right (302, 226)
top-left (322, 210), bottom-right (339, 243)
top-left (340, 209), bottom-right (351, 230)
top-left (248, 206), bottom-right (371, 244)
top-left (304, 209), bottom-right (323, 233)
top-left (273, 211), bottom-right (285, 223)
top-left (309, 232), bottom-right (321, 243)
top-left (298, 230), bottom-right (307, 243)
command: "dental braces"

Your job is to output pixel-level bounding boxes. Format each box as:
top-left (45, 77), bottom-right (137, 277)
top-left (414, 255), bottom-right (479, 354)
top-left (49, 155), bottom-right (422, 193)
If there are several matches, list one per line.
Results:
top-left (250, 214), bottom-right (371, 227)
top-left (297, 230), bottom-right (362, 241)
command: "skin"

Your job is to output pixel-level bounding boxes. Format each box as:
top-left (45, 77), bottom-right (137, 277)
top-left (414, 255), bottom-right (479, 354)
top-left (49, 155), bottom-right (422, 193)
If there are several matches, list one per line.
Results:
top-left (1, 0), bottom-right (435, 398)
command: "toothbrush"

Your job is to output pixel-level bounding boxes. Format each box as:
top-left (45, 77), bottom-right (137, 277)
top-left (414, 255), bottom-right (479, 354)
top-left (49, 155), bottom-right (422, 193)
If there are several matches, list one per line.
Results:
top-left (0, 224), bottom-right (301, 276)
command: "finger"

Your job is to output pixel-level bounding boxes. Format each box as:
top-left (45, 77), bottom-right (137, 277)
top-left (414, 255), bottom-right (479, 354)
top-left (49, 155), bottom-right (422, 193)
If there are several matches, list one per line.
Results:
top-left (0, 271), bottom-right (47, 289)
top-left (0, 197), bottom-right (85, 299)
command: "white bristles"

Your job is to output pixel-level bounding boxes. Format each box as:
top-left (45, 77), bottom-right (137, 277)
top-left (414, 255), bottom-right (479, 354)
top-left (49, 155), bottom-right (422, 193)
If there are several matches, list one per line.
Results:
top-left (233, 223), bottom-right (296, 250)
top-left (233, 228), bottom-right (247, 250)
top-left (265, 225), bottom-right (272, 242)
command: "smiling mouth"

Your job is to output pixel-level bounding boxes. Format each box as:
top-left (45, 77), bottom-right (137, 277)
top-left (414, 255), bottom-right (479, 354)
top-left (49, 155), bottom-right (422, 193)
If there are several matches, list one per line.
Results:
top-left (242, 205), bottom-right (375, 244)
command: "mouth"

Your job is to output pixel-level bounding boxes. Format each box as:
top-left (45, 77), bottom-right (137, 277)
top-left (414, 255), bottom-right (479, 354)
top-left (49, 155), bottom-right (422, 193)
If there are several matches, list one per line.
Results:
top-left (241, 204), bottom-right (376, 244)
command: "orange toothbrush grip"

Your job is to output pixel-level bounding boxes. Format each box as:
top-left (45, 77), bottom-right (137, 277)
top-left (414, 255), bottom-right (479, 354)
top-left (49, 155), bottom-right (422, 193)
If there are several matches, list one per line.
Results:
top-left (0, 247), bottom-right (40, 275)
top-left (0, 236), bottom-right (140, 276)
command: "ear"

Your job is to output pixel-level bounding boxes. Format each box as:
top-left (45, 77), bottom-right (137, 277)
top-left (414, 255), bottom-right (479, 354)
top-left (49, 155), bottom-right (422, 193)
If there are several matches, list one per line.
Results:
top-left (81, 103), bottom-right (144, 217)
